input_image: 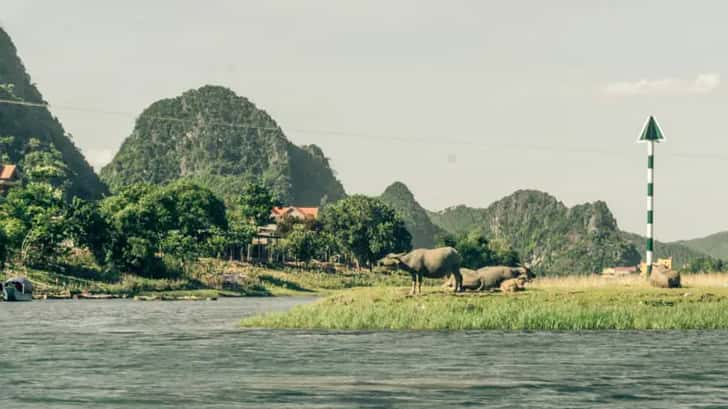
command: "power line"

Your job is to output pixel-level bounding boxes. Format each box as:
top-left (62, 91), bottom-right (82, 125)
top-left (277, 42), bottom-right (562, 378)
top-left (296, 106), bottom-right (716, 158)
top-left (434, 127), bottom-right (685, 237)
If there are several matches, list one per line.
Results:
top-left (0, 98), bottom-right (48, 108)
top-left (1, 97), bottom-right (728, 162)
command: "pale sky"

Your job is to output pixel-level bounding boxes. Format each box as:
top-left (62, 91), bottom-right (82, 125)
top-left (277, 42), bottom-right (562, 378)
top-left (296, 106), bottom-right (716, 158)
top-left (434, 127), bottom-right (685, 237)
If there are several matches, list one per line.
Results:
top-left (2, 1), bottom-right (727, 241)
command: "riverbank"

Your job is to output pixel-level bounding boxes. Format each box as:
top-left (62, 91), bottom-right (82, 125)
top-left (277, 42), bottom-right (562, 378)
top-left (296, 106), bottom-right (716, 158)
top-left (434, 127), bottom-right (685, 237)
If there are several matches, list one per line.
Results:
top-left (240, 273), bottom-right (728, 330)
top-left (2, 259), bottom-right (413, 300)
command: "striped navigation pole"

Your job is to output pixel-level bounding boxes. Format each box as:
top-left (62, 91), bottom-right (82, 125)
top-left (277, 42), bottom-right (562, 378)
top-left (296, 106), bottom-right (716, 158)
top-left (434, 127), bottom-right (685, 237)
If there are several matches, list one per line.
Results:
top-left (638, 116), bottom-right (665, 276)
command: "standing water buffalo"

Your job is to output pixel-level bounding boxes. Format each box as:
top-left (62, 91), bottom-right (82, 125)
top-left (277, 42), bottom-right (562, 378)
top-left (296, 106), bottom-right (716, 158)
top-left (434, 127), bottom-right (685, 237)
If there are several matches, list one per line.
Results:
top-left (383, 247), bottom-right (462, 294)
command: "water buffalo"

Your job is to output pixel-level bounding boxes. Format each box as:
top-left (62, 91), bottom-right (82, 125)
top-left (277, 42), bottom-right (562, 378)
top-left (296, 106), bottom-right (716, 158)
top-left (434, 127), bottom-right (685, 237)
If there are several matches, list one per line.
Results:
top-left (443, 268), bottom-right (481, 291)
top-left (500, 277), bottom-right (527, 293)
top-left (475, 266), bottom-right (533, 290)
top-left (649, 266), bottom-right (681, 288)
top-left (444, 266), bottom-right (533, 291)
top-left (385, 247), bottom-right (462, 294)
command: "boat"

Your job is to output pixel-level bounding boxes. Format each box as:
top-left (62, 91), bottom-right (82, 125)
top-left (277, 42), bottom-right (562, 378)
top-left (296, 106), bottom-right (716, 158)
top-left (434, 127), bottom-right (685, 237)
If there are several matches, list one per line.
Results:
top-left (2, 277), bottom-right (33, 301)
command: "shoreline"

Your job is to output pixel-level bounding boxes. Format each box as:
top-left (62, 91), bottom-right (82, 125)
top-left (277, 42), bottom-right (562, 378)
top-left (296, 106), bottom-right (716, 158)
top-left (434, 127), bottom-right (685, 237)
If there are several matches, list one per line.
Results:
top-left (2, 260), bottom-right (411, 302)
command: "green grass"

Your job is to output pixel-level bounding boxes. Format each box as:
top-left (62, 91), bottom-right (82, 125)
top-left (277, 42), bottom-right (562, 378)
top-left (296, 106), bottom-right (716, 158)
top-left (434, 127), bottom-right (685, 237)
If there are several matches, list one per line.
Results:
top-left (241, 276), bottom-right (728, 330)
top-left (2, 258), bottom-right (419, 299)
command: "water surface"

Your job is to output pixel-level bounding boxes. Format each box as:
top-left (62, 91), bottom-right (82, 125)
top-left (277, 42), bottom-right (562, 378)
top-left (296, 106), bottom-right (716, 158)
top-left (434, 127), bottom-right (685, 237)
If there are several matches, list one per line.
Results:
top-left (1, 297), bottom-right (727, 408)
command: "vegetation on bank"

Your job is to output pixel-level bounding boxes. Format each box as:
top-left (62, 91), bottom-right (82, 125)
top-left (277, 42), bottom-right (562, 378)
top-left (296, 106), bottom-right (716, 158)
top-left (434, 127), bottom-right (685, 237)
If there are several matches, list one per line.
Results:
top-left (241, 273), bottom-right (728, 330)
top-left (2, 258), bottom-right (416, 299)
top-left (0, 171), bottom-right (414, 282)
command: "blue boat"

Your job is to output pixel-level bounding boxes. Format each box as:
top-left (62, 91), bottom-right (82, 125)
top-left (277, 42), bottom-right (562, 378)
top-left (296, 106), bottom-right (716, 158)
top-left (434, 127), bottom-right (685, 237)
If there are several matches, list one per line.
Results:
top-left (2, 277), bottom-right (33, 301)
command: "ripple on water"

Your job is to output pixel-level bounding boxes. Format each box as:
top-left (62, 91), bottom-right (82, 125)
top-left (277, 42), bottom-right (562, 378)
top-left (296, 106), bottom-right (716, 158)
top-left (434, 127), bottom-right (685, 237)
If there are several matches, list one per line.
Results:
top-left (2, 298), bottom-right (728, 408)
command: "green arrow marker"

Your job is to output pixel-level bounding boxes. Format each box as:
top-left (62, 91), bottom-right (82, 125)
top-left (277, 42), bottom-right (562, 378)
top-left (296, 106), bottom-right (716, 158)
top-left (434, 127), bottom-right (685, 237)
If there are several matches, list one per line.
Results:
top-left (637, 116), bottom-right (665, 275)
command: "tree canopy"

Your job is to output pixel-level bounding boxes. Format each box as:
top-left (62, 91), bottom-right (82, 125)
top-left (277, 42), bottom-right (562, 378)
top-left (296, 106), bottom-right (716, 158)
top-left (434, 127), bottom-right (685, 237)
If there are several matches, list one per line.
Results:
top-left (320, 195), bottom-right (411, 268)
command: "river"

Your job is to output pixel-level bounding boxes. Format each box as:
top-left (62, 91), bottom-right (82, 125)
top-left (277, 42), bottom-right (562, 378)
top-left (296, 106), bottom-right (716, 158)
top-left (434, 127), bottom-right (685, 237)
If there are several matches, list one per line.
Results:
top-left (1, 297), bottom-right (727, 408)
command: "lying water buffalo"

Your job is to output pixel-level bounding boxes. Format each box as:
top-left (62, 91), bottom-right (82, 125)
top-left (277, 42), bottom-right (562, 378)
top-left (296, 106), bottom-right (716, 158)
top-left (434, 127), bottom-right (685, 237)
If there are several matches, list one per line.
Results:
top-left (500, 277), bottom-right (527, 293)
top-left (445, 266), bottom-right (533, 291)
top-left (649, 267), bottom-right (681, 288)
top-left (443, 268), bottom-right (481, 291)
top-left (385, 247), bottom-right (462, 294)
top-left (475, 266), bottom-right (533, 290)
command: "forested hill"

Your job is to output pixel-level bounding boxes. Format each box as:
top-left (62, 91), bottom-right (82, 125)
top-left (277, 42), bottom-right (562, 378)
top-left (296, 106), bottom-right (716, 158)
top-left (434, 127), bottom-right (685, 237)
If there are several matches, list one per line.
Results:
top-left (0, 28), bottom-right (106, 199)
top-left (378, 181), bottom-right (444, 248)
top-left (673, 231), bottom-right (728, 260)
top-left (429, 190), bottom-right (642, 275)
top-left (100, 85), bottom-right (346, 205)
top-left (620, 231), bottom-right (711, 268)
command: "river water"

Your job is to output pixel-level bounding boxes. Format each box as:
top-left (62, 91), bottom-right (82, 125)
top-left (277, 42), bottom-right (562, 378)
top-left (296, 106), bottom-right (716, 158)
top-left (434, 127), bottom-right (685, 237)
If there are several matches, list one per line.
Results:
top-left (1, 297), bottom-right (727, 408)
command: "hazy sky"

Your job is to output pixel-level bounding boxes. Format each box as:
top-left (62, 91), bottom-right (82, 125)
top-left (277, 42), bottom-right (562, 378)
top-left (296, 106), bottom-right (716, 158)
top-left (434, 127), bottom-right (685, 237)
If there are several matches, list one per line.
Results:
top-left (2, 1), bottom-right (727, 241)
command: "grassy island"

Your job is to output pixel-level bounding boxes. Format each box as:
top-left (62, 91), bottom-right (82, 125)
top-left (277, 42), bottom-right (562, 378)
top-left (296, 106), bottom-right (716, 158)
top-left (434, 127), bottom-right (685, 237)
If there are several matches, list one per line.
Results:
top-left (241, 274), bottom-right (728, 330)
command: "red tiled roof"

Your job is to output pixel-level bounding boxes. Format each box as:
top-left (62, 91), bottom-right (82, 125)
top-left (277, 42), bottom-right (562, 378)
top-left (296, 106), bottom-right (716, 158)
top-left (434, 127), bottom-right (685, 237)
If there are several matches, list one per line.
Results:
top-left (0, 164), bottom-right (17, 181)
top-left (271, 206), bottom-right (319, 219)
top-left (296, 207), bottom-right (319, 218)
top-left (271, 207), bottom-right (288, 216)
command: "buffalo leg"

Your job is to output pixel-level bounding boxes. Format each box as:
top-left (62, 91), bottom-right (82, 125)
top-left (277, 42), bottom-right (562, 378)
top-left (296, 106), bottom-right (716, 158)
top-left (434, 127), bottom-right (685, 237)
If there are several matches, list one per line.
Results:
top-left (417, 272), bottom-right (423, 294)
top-left (409, 273), bottom-right (417, 295)
top-left (453, 270), bottom-right (463, 293)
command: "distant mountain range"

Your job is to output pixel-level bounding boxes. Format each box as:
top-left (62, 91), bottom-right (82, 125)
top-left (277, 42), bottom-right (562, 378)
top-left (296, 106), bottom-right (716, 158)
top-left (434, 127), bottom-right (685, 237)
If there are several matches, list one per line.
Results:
top-left (428, 190), bottom-right (642, 275)
top-left (620, 231), bottom-right (710, 268)
top-left (381, 183), bottom-right (714, 274)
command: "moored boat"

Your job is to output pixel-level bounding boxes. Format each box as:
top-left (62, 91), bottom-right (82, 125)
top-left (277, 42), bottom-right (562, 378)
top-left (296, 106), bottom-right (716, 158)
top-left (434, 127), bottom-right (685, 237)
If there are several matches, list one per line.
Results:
top-left (3, 277), bottom-right (33, 301)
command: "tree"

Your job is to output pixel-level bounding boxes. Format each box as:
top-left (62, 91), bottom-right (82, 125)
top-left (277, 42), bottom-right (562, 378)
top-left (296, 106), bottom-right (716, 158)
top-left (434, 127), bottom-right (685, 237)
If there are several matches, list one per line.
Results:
top-left (0, 226), bottom-right (7, 268)
top-left (682, 256), bottom-right (725, 273)
top-left (238, 181), bottom-right (280, 226)
top-left (320, 195), bottom-right (411, 268)
top-left (489, 238), bottom-right (520, 266)
top-left (66, 197), bottom-right (111, 264)
top-left (0, 183), bottom-right (68, 268)
top-left (20, 212), bottom-right (69, 267)
top-left (150, 180), bottom-right (228, 236)
top-left (282, 224), bottom-right (319, 264)
top-left (22, 146), bottom-right (71, 192)
top-left (436, 232), bottom-right (521, 269)
top-left (453, 231), bottom-right (497, 269)
top-left (161, 230), bottom-right (200, 273)
top-left (101, 181), bottom-right (228, 276)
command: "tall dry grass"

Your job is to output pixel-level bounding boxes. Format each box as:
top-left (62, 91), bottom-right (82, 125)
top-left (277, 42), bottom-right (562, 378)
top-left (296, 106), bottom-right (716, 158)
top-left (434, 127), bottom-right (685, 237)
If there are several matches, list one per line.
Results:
top-left (532, 273), bottom-right (728, 289)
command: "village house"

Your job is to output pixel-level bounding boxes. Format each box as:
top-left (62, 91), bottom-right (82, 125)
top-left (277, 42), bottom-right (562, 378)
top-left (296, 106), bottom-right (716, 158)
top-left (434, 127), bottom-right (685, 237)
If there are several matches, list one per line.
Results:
top-left (247, 206), bottom-right (320, 262)
top-left (602, 258), bottom-right (673, 277)
top-left (270, 206), bottom-right (319, 222)
top-left (0, 164), bottom-right (19, 195)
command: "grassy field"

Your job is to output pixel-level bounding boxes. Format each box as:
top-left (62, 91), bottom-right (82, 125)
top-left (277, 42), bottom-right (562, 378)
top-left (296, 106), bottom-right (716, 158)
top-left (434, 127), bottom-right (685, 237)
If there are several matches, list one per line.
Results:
top-left (240, 273), bottom-right (728, 330)
top-left (1, 259), bottom-right (415, 299)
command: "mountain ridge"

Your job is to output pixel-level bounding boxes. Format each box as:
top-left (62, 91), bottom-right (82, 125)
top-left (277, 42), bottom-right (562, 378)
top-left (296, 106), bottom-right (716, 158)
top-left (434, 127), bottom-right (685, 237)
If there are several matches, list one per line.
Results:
top-left (674, 231), bottom-right (728, 260)
top-left (0, 27), bottom-right (106, 198)
top-left (429, 189), bottom-right (644, 274)
top-left (100, 85), bottom-right (345, 205)
top-left (378, 181), bottom-right (445, 248)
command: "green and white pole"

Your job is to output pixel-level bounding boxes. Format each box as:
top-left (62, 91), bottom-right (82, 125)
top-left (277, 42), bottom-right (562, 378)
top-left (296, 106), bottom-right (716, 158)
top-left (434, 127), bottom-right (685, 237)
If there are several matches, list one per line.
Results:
top-left (646, 140), bottom-right (655, 274)
top-left (638, 116), bottom-right (665, 275)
